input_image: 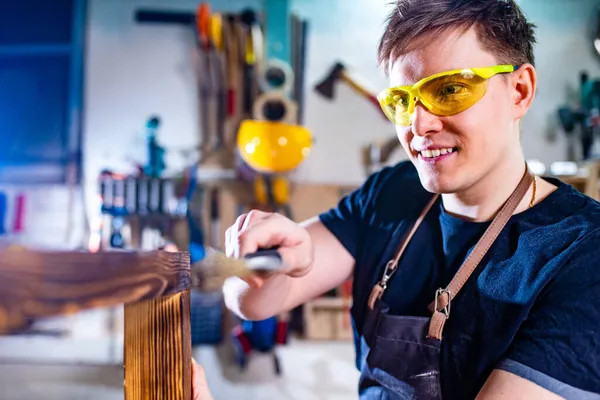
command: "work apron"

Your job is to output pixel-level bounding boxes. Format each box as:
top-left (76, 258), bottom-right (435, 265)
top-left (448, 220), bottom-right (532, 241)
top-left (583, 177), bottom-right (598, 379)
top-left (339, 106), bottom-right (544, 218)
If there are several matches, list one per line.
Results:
top-left (358, 168), bottom-right (533, 400)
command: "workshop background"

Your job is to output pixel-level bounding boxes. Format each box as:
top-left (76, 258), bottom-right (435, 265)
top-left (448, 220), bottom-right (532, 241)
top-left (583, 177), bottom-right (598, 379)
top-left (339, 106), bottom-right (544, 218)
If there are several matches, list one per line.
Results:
top-left (1, 0), bottom-right (599, 399)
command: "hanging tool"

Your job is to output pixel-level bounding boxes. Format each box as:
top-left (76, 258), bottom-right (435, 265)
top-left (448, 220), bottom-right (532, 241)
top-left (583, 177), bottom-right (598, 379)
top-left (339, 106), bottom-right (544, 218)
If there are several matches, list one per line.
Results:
top-left (291, 16), bottom-right (309, 124)
top-left (209, 187), bottom-right (220, 249)
top-left (314, 61), bottom-right (404, 175)
top-left (362, 137), bottom-right (403, 176)
top-left (240, 9), bottom-right (260, 120)
top-left (209, 11), bottom-right (227, 153)
top-left (0, 191), bottom-right (6, 236)
top-left (224, 15), bottom-right (240, 123)
top-left (314, 61), bottom-right (385, 118)
top-left (143, 115), bottom-right (166, 178)
top-left (195, 3), bottom-right (214, 159)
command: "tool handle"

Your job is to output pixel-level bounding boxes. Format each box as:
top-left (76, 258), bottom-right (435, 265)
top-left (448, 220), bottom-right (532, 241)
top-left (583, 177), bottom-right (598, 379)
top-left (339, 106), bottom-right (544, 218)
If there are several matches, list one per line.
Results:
top-left (244, 248), bottom-right (283, 272)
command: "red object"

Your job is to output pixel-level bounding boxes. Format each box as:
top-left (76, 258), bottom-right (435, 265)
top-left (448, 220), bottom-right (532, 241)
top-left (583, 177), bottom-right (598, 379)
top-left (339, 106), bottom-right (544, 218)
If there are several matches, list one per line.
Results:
top-left (196, 3), bottom-right (210, 49)
top-left (232, 326), bottom-right (252, 354)
top-left (13, 193), bottom-right (26, 233)
top-left (275, 320), bottom-right (288, 345)
top-left (227, 88), bottom-right (236, 116)
top-left (342, 279), bottom-right (353, 297)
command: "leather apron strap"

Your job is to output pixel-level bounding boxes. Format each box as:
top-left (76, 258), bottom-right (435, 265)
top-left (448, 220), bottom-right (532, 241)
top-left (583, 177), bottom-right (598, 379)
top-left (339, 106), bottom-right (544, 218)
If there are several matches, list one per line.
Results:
top-left (367, 193), bottom-right (440, 310)
top-left (367, 165), bottom-right (534, 341)
top-left (428, 167), bottom-right (533, 340)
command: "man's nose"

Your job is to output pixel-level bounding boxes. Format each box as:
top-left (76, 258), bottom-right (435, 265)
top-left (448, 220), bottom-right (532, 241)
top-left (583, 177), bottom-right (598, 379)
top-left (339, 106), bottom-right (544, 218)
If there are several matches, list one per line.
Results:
top-left (410, 103), bottom-right (443, 137)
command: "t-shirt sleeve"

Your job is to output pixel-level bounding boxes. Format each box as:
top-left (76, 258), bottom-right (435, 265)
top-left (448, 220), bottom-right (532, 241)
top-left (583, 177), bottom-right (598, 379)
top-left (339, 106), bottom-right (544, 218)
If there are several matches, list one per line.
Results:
top-left (499, 229), bottom-right (600, 397)
top-left (318, 165), bottom-right (395, 261)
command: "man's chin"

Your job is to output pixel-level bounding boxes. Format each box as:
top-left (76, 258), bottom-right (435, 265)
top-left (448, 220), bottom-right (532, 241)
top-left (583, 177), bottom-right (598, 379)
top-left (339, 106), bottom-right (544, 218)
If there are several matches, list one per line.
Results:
top-left (418, 172), bottom-right (461, 194)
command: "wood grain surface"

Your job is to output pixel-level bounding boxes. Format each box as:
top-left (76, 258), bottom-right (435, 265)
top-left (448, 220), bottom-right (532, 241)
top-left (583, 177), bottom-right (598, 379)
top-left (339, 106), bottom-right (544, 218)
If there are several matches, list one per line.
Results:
top-left (0, 247), bottom-right (191, 333)
top-left (124, 290), bottom-right (192, 400)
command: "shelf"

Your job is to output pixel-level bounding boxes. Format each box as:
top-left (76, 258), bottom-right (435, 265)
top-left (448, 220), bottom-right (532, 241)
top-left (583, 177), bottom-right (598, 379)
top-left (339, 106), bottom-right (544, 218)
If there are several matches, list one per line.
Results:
top-left (308, 297), bottom-right (352, 309)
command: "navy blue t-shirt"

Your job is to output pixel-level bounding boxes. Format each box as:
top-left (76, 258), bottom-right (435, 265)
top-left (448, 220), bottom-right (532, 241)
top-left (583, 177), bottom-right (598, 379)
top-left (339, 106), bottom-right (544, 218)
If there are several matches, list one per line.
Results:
top-left (319, 161), bottom-right (600, 399)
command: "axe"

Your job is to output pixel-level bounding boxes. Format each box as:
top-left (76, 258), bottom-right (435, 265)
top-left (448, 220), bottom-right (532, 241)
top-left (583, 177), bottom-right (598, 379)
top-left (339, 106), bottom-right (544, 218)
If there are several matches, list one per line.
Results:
top-left (314, 61), bottom-right (385, 118)
top-left (315, 62), bottom-right (403, 175)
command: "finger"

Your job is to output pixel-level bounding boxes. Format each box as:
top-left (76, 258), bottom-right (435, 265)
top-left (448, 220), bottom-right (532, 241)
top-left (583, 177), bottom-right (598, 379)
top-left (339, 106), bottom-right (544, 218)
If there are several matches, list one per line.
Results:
top-left (237, 216), bottom-right (298, 257)
top-left (240, 210), bottom-right (271, 231)
top-left (225, 226), bottom-right (234, 257)
top-left (226, 214), bottom-right (247, 258)
top-left (191, 358), bottom-right (213, 400)
top-left (229, 211), bottom-right (273, 258)
top-left (234, 213), bottom-right (248, 232)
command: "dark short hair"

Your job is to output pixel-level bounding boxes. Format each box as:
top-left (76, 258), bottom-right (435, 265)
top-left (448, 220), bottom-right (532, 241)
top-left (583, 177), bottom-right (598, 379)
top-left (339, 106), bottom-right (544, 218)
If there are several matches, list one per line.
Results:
top-left (378, 0), bottom-right (537, 72)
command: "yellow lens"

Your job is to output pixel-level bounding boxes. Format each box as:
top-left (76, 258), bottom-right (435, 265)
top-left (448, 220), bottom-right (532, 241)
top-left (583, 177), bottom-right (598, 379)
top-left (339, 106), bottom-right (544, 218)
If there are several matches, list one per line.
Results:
top-left (379, 88), bottom-right (412, 126)
top-left (419, 71), bottom-right (487, 116)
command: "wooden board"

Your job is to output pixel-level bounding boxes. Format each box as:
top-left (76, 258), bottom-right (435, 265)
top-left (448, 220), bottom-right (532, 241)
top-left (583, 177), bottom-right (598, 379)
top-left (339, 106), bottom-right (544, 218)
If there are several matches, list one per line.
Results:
top-left (0, 247), bottom-right (193, 399)
top-left (0, 248), bottom-right (191, 333)
top-left (124, 290), bottom-right (191, 400)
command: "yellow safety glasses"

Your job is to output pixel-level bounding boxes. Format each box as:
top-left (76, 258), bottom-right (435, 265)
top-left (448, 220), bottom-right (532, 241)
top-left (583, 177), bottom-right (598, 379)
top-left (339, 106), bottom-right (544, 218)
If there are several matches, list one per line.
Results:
top-left (377, 65), bottom-right (519, 126)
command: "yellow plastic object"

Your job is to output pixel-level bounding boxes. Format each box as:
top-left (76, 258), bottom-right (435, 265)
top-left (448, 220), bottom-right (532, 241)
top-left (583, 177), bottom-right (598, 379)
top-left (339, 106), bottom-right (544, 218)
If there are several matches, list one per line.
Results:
top-left (237, 120), bottom-right (312, 173)
top-left (210, 14), bottom-right (223, 51)
top-left (377, 64), bottom-right (518, 126)
top-left (253, 175), bottom-right (290, 205)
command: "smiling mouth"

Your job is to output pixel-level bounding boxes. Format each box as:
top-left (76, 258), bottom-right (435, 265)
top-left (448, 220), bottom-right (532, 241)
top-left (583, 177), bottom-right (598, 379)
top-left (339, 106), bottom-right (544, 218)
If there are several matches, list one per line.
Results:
top-left (418, 147), bottom-right (457, 159)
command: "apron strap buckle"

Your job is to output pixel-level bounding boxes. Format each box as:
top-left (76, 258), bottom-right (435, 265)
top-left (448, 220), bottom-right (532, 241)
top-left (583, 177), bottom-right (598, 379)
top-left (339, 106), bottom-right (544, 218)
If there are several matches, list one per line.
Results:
top-left (434, 288), bottom-right (451, 318)
top-left (428, 288), bottom-right (452, 341)
top-left (367, 260), bottom-right (398, 310)
top-left (380, 259), bottom-right (396, 286)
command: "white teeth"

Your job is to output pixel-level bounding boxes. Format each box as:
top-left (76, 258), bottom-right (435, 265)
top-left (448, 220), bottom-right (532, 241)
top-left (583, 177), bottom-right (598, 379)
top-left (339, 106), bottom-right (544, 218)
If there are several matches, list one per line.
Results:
top-left (420, 147), bottom-right (454, 158)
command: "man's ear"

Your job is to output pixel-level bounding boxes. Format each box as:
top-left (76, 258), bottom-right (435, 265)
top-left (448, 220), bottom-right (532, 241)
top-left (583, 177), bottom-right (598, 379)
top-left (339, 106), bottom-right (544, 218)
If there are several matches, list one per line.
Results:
top-left (512, 63), bottom-right (536, 119)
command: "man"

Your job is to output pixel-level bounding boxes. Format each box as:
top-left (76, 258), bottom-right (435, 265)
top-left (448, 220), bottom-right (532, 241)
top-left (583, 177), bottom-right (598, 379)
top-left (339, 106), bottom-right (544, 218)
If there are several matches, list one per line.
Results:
top-left (220, 0), bottom-right (600, 398)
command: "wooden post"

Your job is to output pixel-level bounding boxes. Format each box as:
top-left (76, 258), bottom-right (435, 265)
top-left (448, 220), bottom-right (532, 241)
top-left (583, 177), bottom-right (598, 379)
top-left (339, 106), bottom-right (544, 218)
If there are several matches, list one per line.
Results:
top-left (0, 246), bottom-right (192, 400)
top-left (124, 290), bottom-right (192, 400)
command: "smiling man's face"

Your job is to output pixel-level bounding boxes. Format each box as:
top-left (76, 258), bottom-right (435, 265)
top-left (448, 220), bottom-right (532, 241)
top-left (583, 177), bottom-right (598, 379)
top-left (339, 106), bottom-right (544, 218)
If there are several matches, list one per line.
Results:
top-left (389, 26), bottom-right (529, 194)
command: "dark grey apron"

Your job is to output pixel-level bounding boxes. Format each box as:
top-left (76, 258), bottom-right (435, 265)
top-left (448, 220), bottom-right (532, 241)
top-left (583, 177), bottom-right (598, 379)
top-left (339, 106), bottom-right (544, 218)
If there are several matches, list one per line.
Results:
top-left (358, 167), bottom-right (533, 399)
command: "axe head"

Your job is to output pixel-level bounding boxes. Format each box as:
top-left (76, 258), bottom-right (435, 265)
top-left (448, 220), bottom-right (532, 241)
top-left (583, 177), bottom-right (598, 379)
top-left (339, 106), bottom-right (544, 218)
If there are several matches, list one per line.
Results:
top-left (314, 62), bottom-right (346, 100)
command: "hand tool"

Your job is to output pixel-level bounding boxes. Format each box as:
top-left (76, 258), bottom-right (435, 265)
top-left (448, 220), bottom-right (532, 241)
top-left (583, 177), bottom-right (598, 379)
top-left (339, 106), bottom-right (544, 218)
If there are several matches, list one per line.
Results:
top-left (240, 9), bottom-right (261, 119)
top-left (192, 248), bottom-right (283, 292)
top-left (196, 3), bottom-right (214, 159)
top-left (314, 61), bottom-right (385, 118)
top-left (209, 12), bottom-right (227, 152)
top-left (209, 187), bottom-right (220, 249)
top-left (291, 16), bottom-right (308, 124)
top-left (224, 15), bottom-right (240, 121)
top-left (0, 191), bottom-right (6, 236)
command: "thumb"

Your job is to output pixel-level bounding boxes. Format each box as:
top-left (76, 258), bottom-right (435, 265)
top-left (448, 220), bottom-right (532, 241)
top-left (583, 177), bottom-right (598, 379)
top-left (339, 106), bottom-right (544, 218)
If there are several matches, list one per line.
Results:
top-left (192, 358), bottom-right (214, 400)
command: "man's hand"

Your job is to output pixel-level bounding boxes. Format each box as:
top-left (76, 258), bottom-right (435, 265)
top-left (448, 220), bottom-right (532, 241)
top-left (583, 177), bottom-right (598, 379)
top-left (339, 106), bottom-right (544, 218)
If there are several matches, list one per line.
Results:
top-left (226, 210), bottom-right (315, 287)
top-left (192, 358), bottom-right (213, 400)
